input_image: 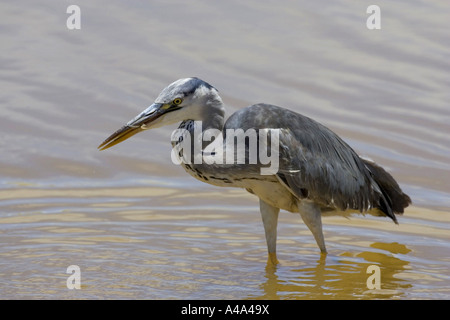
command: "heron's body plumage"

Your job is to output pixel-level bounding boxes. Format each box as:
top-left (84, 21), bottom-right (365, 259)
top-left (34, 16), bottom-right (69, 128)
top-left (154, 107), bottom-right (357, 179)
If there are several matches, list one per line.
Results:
top-left (99, 77), bottom-right (411, 261)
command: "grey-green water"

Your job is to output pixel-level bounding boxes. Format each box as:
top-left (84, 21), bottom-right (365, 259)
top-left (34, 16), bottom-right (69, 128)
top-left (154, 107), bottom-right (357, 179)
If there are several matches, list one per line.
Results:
top-left (1, 0), bottom-right (449, 299)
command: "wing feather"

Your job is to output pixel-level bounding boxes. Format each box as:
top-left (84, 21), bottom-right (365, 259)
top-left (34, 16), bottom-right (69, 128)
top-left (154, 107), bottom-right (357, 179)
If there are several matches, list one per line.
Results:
top-left (225, 103), bottom-right (392, 217)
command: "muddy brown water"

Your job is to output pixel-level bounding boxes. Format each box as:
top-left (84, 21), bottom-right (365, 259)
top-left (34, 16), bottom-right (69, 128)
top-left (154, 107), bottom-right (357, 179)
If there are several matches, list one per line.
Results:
top-left (0, 1), bottom-right (449, 299)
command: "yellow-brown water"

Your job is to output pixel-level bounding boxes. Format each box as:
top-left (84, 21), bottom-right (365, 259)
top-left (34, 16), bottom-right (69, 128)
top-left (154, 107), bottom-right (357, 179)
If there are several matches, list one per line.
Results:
top-left (0, 1), bottom-right (449, 299)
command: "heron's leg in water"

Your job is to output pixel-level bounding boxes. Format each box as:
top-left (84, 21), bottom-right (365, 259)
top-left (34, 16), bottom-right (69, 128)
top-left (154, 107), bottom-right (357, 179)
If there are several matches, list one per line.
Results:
top-left (259, 199), bottom-right (280, 264)
top-left (298, 201), bottom-right (327, 254)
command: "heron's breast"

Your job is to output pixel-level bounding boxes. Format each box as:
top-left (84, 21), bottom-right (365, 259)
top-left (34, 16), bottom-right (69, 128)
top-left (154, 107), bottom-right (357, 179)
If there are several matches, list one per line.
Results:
top-left (180, 164), bottom-right (298, 212)
top-left (241, 178), bottom-right (299, 213)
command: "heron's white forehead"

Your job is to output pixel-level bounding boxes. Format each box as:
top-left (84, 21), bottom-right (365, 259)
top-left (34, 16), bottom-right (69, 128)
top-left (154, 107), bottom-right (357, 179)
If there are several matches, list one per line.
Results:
top-left (171, 78), bottom-right (192, 87)
top-left (156, 77), bottom-right (215, 102)
top-left (166, 77), bottom-right (200, 94)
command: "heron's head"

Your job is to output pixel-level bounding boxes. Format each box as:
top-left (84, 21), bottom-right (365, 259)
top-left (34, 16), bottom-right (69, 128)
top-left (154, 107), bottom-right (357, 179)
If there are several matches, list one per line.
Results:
top-left (98, 77), bottom-right (224, 150)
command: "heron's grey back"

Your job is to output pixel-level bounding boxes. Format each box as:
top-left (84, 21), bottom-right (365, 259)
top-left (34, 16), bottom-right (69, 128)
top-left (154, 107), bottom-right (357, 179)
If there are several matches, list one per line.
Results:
top-left (225, 104), bottom-right (392, 218)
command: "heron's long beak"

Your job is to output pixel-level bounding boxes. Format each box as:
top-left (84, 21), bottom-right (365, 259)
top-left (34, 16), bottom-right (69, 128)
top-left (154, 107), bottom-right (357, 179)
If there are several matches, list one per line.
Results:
top-left (98, 103), bottom-right (169, 150)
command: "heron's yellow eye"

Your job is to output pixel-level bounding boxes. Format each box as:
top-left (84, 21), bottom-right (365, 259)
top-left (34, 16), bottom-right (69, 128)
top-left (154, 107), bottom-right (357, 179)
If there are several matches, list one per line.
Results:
top-left (173, 98), bottom-right (183, 105)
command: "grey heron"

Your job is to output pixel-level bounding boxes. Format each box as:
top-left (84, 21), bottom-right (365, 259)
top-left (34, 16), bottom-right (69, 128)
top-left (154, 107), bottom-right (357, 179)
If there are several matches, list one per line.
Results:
top-left (98, 77), bottom-right (411, 264)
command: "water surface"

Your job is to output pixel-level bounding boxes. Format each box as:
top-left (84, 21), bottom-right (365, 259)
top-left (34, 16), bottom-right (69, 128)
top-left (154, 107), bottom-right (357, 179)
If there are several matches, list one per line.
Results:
top-left (0, 0), bottom-right (449, 299)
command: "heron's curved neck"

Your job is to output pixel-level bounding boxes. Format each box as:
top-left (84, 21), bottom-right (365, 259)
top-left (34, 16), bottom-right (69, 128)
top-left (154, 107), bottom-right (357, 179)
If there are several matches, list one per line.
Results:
top-left (180, 99), bottom-right (226, 140)
top-left (174, 100), bottom-right (233, 178)
top-left (194, 101), bottom-right (225, 153)
top-left (199, 100), bottom-right (226, 132)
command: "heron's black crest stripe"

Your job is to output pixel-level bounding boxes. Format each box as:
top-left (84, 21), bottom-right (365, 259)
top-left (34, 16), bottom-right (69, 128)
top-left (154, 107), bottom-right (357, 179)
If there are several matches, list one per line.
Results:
top-left (182, 77), bottom-right (216, 96)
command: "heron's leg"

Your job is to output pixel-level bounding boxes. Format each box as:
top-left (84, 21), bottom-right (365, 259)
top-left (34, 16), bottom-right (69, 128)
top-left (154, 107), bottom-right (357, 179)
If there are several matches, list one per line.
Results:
top-left (298, 201), bottom-right (327, 254)
top-left (259, 199), bottom-right (280, 264)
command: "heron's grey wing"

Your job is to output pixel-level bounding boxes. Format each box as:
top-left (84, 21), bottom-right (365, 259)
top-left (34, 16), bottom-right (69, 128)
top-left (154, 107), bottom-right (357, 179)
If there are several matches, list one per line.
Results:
top-left (224, 103), bottom-right (394, 219)
top-left (276, 125), bottom-right (380, 212)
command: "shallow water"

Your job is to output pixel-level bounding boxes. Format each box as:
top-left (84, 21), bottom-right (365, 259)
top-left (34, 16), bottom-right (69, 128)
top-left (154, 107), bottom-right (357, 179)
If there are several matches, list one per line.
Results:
top-left (0, 1), bottom-right (449, 299)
